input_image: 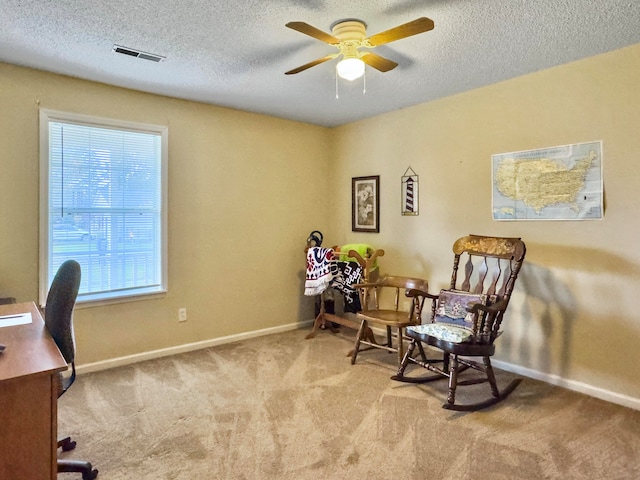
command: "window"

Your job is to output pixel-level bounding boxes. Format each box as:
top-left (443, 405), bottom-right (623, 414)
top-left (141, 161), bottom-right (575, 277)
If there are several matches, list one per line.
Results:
top-left (39, 110), bottom-right (168, 305)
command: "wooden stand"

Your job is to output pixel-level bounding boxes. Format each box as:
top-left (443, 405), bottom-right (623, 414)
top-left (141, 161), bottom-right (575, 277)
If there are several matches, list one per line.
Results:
top-left (305, 248), bottom-right (384, 340)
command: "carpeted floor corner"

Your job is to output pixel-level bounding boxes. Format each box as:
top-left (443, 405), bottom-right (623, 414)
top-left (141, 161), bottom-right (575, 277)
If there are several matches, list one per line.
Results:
top-left (58, 328), bottom-right (640, 479)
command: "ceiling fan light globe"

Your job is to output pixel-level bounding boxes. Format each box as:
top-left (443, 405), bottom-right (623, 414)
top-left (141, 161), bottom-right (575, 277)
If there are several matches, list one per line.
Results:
top-left (336, 58), bottom-right (365, 81)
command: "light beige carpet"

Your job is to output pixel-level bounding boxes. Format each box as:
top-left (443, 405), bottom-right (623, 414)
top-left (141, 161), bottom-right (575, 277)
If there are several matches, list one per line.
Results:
top-left (58, 328), bottom-right (640, 479)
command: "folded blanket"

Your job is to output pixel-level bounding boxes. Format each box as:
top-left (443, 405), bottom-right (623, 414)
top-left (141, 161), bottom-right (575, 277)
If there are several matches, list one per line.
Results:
top-left (330, 261), bottom-right (363, 312)
top-left (304, 247), bottom-right (337, 296)
top-left (337, 243), bottom-right (379, 271)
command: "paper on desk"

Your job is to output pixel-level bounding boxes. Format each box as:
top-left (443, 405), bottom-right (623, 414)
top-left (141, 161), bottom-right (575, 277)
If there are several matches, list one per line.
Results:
top-left (0, 312), bottom-right (32, 328)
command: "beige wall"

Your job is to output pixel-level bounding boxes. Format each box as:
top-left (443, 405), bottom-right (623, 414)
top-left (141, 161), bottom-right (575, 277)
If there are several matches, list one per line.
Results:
top-left (0, 63), bottom-right (331, 363)
top-left (1, 42), bottom-right (639, 407)
top-left (330, 43), bottom-right (640, 406)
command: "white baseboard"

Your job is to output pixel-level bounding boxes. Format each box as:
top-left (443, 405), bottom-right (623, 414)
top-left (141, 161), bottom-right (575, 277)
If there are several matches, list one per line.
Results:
top-left (76, 319), bottom-right (314, 375)
top-left (362, 324), bottom-right (640, 411)
top-left (76, 320), bottom-right (640, 412)
top-left (492, 359), bottom-right (640, 411)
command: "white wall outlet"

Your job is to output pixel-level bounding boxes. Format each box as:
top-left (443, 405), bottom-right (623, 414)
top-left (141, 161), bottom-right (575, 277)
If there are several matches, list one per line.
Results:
top-left (178, 307), bottom-right (187, 322)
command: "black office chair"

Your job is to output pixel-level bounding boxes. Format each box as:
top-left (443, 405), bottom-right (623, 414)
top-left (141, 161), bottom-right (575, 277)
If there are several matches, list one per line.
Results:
top-left (45, 260), bottom-right (99, 480)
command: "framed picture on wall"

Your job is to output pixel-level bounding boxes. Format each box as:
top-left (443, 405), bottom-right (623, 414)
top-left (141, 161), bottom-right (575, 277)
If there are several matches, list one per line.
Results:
top-left (352, 175), bottom-right (380, 233)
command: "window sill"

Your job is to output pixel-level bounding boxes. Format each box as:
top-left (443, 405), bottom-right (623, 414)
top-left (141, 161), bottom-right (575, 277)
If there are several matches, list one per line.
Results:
top-left (75, 289), bottom-right (167, 309)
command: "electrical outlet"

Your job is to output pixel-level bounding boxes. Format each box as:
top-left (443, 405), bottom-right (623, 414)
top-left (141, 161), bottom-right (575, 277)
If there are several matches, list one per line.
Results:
top-left (178, 308), bottom-right (187, 322)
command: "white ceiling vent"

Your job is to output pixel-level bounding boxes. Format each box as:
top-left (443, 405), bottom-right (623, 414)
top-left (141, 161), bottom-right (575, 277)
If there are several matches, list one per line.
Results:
top-left (112, 45), bottom-right (165, 62)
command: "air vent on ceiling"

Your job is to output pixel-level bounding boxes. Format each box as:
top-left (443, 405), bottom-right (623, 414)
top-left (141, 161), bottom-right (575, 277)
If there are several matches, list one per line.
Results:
top-left (112, 45), bottom-right (165, 62)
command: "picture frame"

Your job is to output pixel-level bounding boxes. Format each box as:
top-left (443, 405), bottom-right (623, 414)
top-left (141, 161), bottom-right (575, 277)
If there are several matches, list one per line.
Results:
top-left (352, 175), bottom-right (380, 233)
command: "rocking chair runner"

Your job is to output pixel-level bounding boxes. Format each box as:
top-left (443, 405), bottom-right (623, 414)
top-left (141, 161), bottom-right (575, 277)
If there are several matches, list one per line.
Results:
top-left (392, 235), bottom-right (526, 411)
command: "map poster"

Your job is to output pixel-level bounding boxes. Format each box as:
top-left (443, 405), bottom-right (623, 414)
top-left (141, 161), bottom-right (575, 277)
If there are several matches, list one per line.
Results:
top-left (492, 140), bottom-right (603, 221)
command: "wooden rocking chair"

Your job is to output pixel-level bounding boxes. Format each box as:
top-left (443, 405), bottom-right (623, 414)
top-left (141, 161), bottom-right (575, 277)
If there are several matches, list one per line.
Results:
top-left (392, 234), bottom-right (526, 411)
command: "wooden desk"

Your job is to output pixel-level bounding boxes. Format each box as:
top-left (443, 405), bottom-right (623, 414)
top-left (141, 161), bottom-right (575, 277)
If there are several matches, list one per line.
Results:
top-left (0, 302), bottom-right (67, 480)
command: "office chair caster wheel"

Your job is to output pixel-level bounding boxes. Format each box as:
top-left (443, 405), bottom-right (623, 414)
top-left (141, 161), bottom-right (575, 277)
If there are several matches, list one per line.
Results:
top-left (59, 436), bottom-right (77, 451)
top-left (83, 468), bottom-right (99, 480)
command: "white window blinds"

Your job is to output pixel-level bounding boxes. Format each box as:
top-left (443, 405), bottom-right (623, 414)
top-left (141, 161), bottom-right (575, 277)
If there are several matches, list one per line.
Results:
top-left (40, 110), bottom-right (167, 304)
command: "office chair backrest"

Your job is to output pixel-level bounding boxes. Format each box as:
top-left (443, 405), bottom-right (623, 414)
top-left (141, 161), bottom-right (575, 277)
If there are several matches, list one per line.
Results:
top-left (45, 259), bottom-right (81, 365)
top-left (45, 260), bottom-right (98, 478)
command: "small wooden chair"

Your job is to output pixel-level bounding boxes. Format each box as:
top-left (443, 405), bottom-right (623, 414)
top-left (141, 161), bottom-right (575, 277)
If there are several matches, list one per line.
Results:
top-left (392, 234), bottom-right (526, 411)
top-left (351, 275), bottom-right (429, 367)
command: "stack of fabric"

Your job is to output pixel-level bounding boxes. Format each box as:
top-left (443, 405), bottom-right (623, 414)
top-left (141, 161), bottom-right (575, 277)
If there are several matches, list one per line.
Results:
top-left (304, 243), bottom-right (379, 314)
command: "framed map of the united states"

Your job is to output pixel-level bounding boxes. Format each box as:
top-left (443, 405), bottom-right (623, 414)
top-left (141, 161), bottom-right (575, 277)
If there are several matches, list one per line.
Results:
top-left (492, 141), bottom-right (603, 221)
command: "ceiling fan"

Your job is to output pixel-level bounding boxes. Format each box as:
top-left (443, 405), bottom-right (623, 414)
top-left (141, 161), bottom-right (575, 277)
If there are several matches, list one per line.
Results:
top-left (285, 17), bottom-right (435, 81)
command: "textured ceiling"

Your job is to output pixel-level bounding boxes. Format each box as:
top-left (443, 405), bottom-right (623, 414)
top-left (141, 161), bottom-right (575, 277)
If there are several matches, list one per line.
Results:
top-left (1, 0), bottom-right (639, 127)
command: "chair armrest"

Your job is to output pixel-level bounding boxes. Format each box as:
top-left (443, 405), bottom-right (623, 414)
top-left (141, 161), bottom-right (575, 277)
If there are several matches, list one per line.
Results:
top-left (466, 298), bottom-right (509, 342)
top-left (467, 298), bottom-right (508, 315)
top-left (407, 288), bottom-right (437, 299)
top-left (351, 281), bottom-right (384, 290)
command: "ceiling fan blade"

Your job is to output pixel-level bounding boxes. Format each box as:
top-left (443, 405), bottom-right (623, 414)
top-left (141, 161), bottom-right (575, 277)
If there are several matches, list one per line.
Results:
top-left (361, 52), bottom-right (398, 72)
top-left (285, 54), bottom-right (337, 75)
top-left (285, 21), bottom-right (341, 45)
top-left (366, 17), bottom-right (434, 46)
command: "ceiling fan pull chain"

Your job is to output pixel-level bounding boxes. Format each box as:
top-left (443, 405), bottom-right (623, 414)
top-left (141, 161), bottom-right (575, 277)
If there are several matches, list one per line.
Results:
top-left (363, 69), bottom-right (366, 95)
top-left (335, 70), bottom-right (339, 99)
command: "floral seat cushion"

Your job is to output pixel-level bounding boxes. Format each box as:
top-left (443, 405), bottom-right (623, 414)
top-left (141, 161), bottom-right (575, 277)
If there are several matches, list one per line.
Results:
top-left (408, 323), bottom-right (473, 343)
top-left (407, 290), bottom-right (491, 343)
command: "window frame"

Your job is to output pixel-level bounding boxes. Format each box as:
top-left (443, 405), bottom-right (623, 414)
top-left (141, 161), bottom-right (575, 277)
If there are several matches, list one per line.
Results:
top-left (39, 109), bottom-right (169, 307)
